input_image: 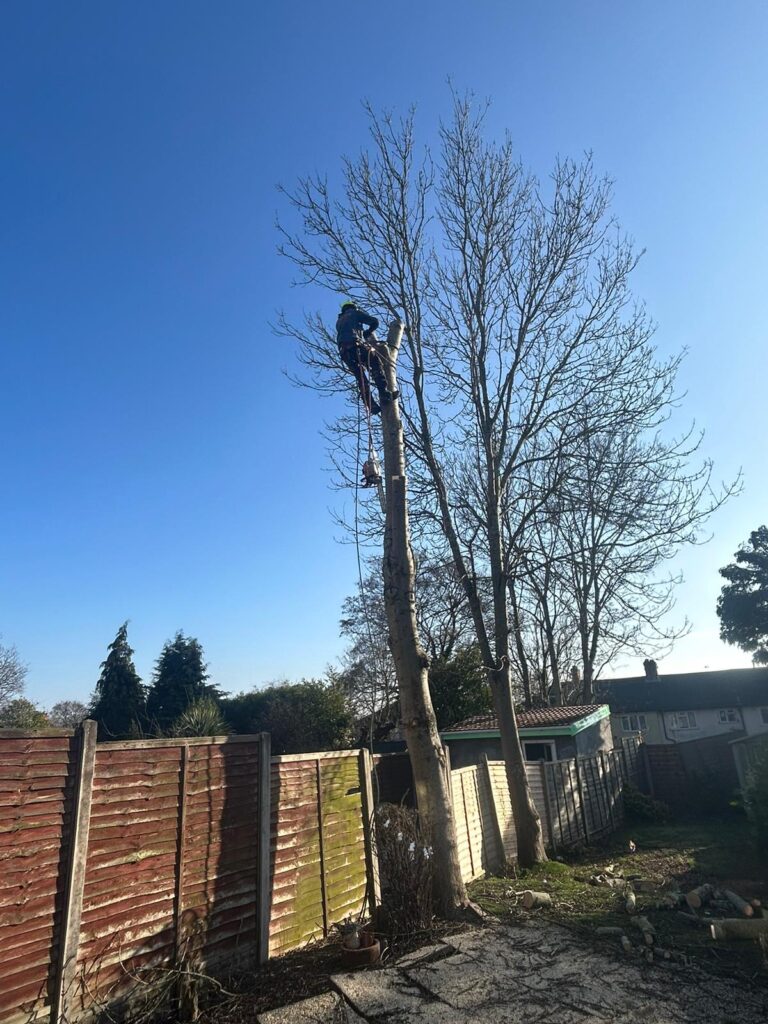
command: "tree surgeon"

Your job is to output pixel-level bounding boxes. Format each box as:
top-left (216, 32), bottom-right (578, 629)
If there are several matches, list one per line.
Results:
top-left (336, 301), bottom-right (398, 415)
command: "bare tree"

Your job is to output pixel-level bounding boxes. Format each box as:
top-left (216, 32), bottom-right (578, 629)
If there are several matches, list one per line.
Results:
top-left (48, 699), bottom-right (89, 728)
top-left (338, 549), bottom-right (474, 734)
top-left (278, 95), bottom-right (727, 865)
top-left (0, 639), bottom-right (27, 710)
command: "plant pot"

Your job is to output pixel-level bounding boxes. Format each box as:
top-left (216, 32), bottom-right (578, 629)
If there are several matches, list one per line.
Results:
top-left (340, 931), bottom-right (381, 967)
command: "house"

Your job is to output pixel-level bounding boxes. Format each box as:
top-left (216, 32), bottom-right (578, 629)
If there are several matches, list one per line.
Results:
top-left (596, 662), bottom-right (768, 747)
top-left (441, 704), bottom-right (612, 769)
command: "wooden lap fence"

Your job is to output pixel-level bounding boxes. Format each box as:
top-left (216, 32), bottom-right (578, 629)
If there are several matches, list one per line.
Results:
top-left (0, 726), bottom-right (378, 1024)
top-left (451, 740), bottom-right (642, 882)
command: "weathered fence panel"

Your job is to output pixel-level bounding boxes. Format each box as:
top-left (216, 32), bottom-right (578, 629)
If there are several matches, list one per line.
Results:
top-left (268, 751), bottom-right (372, 957)
top-left (451, 739), bottom-right (643, 882)
top-left (0, 728), bottom-right (378, 1024)
top-left (0, 730), bottom-right (78, 1024)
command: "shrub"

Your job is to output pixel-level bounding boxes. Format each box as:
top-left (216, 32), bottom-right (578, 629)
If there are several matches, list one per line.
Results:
top-left (373, 804), bottom-right (433, 942)
top-left (622, 783), bottom-right (671, 823)
top-left (744, 746), bottom-right (768, 849)
top-left (167, 697), bottom-right (230, 738)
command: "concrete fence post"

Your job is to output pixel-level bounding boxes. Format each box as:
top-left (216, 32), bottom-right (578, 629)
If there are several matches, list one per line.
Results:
top-left (51, 719), bottom-right (98, 1024)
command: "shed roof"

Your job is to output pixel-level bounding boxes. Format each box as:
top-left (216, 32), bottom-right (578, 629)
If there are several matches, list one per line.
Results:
top-left (597, 667), bottom-right (768, 713)
top-left (442, 704), bottom-right (608, 738)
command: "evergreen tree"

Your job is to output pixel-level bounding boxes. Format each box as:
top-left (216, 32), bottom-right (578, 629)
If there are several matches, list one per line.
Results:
top-left (718, 526), bottom-right (768, 665)
top-left (90, 622), bottom-right (146, 739)
top-left (146, 631), bottom-right (219, 732)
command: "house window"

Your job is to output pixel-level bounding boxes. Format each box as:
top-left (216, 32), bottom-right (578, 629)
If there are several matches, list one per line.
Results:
top-left (620, 714), bottom-right (647, 733)
top-left (523, 741), bottom-right (555, 762)
top-left (761, 708), bottom-right (768, 725)
top-left (670, 711), bottom-right (697, 730)
top-left (718, 708), bottom-right (739, 724)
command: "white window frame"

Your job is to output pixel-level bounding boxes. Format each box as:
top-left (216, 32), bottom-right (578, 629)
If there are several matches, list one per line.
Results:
top-left (620, 714), bottom-right (647, 733)
top-left (718, 708), bottom-right (738, 724)
top-left (670, 710), bottom-right (697, 730)
top-left (523, 740), bottom-right (557, 763)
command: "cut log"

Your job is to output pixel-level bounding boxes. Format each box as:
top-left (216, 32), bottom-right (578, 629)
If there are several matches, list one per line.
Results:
top-left (631, 916), bottom-right (655, 938)
top-left (722, 889), bottom-right (754, 918)
top-left (710, 918), bottom-right (768, 940)
top-left (620, 934), bottom-right (632, 953)
top-left (522, 890), bottom-right (552, 909)
top-left (685, 883), bottom-right (714, 909)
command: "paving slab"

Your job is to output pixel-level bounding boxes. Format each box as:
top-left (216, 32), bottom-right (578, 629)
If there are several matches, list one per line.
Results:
top-left (257, 991), bottom-right (349, 1024)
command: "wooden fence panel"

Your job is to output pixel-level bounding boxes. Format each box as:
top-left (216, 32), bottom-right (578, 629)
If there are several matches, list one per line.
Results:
top-left (455, 745), bottom-right (639, 881)
top-left (268, 751), bottom-right (369, 957)
top-left (0, 731), bottom-right (77, 1024)
top-left (268, 757), bottom-right (323, 956)
top-left (72, 743), bottom-right (184, 1016)
top-left (181, 739), bottom-right (263, 969)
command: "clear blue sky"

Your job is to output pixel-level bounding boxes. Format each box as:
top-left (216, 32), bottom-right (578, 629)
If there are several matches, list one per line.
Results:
top-left (1, 2), bottom-right (766, 706)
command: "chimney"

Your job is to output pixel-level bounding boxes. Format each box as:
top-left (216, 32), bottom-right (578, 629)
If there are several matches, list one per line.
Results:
top-left (643, 658), bottom-right (658, 680)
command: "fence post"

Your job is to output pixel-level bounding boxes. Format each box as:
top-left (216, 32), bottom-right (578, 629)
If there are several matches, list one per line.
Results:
top-left (539, 762), bottom-right (556, 854)
top-left (174, 745), bottom-right (194, 1018)
top-left (481, 755), bottom-right (505, 871)
top-left (315, 758), bottom-right (329, 937)
top-left (442, 743), bottom-right (453, 797)
top-left (599, 751), bottom-right (616, 828)
top-left (573, 755), bottom-right (590, 842)
top-left (359, 748), bottom-right (381, 913)
top-left (51, 719), bottom-right (98, 1024)
top-left (256, 732), bottom-right (272, 964)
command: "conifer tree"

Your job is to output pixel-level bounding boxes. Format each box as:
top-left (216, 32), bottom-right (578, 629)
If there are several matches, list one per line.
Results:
top-left (146, 631), bottom-right (219, 732)
top-left (90, 622), bottom-right (146, 739)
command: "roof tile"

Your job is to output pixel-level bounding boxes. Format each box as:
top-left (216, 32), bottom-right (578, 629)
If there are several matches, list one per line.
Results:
top-left (446, 704), bottom-right (603, 733)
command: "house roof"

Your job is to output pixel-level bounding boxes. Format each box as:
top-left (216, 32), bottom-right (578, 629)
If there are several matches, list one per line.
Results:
top-left (442, 704), bottom-right (608, 739)
top-left (596, 667), bottom-right (768, 714)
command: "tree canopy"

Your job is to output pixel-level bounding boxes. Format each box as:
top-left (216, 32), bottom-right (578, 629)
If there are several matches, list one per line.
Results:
top-left (0, 639), bottom-right (27, 711)
top-left (718, 527), bottom-right (768, 665)
top-left (90, 622), bottom-right (146, 740)
top-left (0, 698), bottom-right (49, 729)
top-left (146, 631), bottom-right (219, 733)
top-left (222, 679), bottom-right (352, 754)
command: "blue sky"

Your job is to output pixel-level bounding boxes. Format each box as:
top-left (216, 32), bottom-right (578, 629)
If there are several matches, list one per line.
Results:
top-left (1, 2), bottom-right (766, 706)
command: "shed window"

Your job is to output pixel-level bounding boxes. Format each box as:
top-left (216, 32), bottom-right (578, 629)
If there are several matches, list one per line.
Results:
top-left (718, 708), bottom-right (738, 724)
top-left (620, 714), bottom-right (647, 733)
top-left (670, 711), bottom-right (697, 730)
top-left (523, 741), bottom-right (555, 762)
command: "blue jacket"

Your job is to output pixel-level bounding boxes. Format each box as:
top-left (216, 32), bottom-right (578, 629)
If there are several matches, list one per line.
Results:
top-left (336, 306), bottom-right (379, 350)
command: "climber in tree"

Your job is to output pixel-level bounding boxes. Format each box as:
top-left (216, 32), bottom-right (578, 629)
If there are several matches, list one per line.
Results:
top-left (335, 301), bottom-right (396, 415)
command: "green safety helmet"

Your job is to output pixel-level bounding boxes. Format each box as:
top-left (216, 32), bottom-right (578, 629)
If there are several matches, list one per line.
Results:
top-left (340, 300), bottom-right (356, 312)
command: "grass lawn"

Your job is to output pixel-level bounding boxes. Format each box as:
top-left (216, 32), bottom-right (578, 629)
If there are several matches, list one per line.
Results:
top-left (469, 814), bottom-right (768, 981)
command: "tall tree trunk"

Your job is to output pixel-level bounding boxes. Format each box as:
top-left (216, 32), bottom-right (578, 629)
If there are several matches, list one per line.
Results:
top-left (376, 321), bottom-right (468, 915)
top-left (486, 496), bottom-right (547, 867)
top-left (508, 582), bottom-right (532, 709)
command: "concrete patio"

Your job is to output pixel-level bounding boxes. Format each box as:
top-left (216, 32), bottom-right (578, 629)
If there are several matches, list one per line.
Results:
top-left (258, 921), bottom-right (768, 1023)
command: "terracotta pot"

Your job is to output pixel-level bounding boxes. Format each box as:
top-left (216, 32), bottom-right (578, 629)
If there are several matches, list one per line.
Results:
top-left (340, 934), bottom-right (381, 967)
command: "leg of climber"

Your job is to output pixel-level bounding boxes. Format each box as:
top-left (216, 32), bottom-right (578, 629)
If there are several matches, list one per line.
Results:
top-left (339, 344), bottom-right (380, 415)
top-left (362, 344), bottom-right (399, 405)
